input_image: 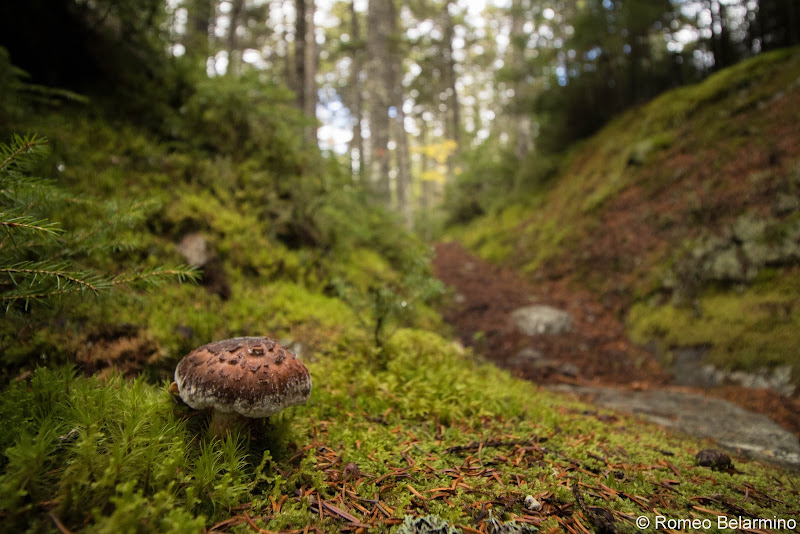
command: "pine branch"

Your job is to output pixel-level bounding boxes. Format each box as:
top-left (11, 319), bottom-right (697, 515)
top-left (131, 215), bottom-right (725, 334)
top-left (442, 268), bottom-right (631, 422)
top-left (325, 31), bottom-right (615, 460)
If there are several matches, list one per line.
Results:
top-left (0, 215), bottom-right (61, 238)
top-left (112, 265), bottom-right (200, 288)
top-left (1, 133), bottom-right (197, 315)
top-left (0, 134), bottom-right (48, 175)
top-left (20, 84), bottom-right (89, 105)
top-left (0, 261), bottom-right (113, 295)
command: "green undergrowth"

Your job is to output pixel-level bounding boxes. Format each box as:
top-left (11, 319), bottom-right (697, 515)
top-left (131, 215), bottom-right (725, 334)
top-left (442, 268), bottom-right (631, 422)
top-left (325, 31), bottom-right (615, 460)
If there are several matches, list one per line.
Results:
top-left (0, 85), bottom-right (445, 374)
top-left (1, 330), bottom-right (798, 532)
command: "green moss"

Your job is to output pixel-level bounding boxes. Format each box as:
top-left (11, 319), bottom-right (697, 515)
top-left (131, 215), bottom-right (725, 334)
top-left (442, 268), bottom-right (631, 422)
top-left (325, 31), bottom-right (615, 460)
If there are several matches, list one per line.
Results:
top-left (0, 368), bottom-right (257, 531)
top-left (627, 132), bottom-right (674, 166)
top-left (3, 328), bottom-right (798, 532)
top-left (628, 270), bottom-right (800, 381)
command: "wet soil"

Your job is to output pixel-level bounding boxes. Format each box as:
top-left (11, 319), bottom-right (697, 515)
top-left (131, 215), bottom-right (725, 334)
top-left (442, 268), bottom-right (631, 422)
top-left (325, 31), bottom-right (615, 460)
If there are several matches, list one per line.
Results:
top-left (433, 241), bottom-right (800, 442)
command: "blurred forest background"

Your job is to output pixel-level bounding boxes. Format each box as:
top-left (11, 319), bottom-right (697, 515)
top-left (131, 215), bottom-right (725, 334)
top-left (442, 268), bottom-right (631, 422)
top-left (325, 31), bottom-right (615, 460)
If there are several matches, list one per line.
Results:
top-left (2, 0), bottom-right (797, 233)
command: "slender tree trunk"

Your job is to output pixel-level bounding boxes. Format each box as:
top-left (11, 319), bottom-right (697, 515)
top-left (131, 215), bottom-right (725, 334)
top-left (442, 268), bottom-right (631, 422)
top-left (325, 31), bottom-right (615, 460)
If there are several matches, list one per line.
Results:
top-left (443, 9), bottom-right (461, 146)
top-left (349, 0), bottom-right (365, 181)
top-left (280, 1), bottom-right (296, 89)
top-left (418, 120), bottom-right (431, 211)
top-left (442, 7), bottom-right (461, 186)
top-left (419, 120), bottom-right (434, 241)
top-left (303, 0), bottom-right (317, 143)
top-left (394, 107), bottom-right (413, 229)
top-left (511, 0), bottom-right (531, 162)
top-left (366, 0), bottom-right (393, 203)
top-left (183, 0), bottom-right (213, 70)
top-left (386, 0), bottom-right (412, 227)
top-left (294, 0), bottom-right (307, 109)
top-left (226, 0), bottom-right (244, 76)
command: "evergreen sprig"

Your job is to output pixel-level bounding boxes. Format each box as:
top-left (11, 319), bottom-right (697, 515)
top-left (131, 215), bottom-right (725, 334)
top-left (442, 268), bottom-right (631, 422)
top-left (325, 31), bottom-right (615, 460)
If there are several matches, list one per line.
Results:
top-left (0, 133), bottom-right (48, 176)
top-left (0, 134), bottom-right (198, 314)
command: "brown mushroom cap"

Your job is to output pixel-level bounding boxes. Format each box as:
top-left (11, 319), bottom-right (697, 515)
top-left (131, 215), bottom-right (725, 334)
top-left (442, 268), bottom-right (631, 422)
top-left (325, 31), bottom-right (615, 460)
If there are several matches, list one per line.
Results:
top-left (174, 337), bottom-right (312, 418)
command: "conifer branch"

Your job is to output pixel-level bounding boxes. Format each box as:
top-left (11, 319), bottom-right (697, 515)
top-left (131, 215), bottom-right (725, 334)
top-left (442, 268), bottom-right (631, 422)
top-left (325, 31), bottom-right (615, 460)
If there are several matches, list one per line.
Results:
top-left (112, 265), bottom-right (200, 287)
top-left (0, 216), bottom-right (61, 237)
top-left (1, 262), bottom-right (112, 295)
top-left (1, 133), bottom-right (196, 315)
top-left (0, 134), bottom-right (47, 174)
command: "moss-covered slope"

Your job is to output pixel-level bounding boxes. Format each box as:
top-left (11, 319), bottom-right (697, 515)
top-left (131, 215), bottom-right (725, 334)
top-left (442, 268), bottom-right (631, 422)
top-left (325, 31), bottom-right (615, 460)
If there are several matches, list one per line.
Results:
top-left (450, 47), bottom-right (800, 385)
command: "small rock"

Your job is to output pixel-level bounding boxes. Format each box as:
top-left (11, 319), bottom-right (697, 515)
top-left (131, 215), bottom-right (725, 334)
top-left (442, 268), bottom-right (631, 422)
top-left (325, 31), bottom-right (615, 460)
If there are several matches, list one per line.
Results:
top-left (176, 232), bottom-right (211, 267)
top-left (511, 305), bottom-right (573, 335)
top-left (524, 495), bottom-right (542, 511)
top-left (696, 449), bottom-right (733, 470)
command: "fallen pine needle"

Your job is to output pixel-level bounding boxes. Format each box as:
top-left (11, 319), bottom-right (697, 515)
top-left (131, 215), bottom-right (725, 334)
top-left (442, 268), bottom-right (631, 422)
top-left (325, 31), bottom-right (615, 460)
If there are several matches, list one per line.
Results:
top-left (48, 514), bottom-right (73, 534)
top-left (406, 484), bottom-right (427, 500)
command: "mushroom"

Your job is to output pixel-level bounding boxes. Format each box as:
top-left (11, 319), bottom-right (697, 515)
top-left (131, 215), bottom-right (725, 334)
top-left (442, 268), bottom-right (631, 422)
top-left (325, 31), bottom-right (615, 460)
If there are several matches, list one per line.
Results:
top-left (174, 336), bottom-right (312, 435)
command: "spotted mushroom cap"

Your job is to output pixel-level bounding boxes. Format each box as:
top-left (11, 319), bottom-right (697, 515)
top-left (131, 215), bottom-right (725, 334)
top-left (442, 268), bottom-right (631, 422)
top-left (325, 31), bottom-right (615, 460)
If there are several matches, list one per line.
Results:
top-left (174, 337), bottom-right (312, 418)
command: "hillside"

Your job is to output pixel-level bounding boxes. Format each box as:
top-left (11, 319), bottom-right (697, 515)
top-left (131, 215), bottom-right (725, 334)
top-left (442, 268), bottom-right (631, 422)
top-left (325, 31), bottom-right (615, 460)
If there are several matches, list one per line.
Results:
top-left (448, 48), bottom-right (800, 399)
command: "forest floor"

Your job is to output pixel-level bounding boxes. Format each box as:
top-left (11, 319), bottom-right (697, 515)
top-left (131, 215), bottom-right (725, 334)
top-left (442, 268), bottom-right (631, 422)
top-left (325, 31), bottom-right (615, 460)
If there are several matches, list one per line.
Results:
top-left (432, 241), bottom-right (800, 444)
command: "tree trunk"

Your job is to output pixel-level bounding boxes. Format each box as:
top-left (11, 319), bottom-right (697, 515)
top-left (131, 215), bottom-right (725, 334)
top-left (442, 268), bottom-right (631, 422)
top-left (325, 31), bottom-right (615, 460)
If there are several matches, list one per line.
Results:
top-left (443, 9), bottom-right (461, 147)
top-left (394, 106), bottom-right (413, 229)
top-left (366, 0), bottom-right (393, 203)
top-left (419, 120), bottom-right (434, 241)
top-left (443, 6), bottom-right (461, 186)
top-left (511, 0), bottom-right (531, 162)
top-left (303, 0), bottom-right (317, 143)
top-left (226, 0), bottom-right (244, 76)
top-left (183, 0), bottom-right (213, 70)
top-left (348, 0), bottom-right (365, 181)
top-left (294, 0), bottom-right (307, 109)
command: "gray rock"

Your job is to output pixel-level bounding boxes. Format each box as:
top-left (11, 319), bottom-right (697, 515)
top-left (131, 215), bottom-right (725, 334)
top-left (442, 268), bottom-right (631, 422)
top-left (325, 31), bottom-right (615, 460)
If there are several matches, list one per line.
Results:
top-left (670, 347), bottom-right (795, 396)
top-left (177, 232), bottom-right (211, 267)
top-left (511, 305), bottom-right (573, 335)
top-left (550, 384), bottom-right (800, 469)
top-left (726, 365), bottom-right (795, 396)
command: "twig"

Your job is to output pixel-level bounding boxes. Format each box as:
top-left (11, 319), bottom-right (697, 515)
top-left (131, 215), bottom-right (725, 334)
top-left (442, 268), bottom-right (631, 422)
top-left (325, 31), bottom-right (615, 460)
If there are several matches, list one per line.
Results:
top-left (48, 513), bottom-right (73, 534)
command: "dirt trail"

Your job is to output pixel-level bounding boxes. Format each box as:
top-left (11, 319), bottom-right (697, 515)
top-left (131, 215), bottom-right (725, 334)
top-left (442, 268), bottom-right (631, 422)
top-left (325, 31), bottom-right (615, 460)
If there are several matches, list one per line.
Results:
top-left (433, 241), bottom-right (800, 444)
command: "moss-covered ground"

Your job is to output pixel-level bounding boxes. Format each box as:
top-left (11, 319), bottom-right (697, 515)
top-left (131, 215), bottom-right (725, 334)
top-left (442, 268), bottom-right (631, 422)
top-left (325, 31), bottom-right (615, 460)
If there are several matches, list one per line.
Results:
top-left (447, 47), bottom-right (800, 385)
top-left (3, 330), bottom-right (799, 533)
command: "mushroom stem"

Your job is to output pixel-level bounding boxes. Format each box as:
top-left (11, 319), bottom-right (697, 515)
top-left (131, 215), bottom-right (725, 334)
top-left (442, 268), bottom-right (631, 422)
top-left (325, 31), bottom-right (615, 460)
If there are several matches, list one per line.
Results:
top-left (209, 409), bottom-right (248, 436)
